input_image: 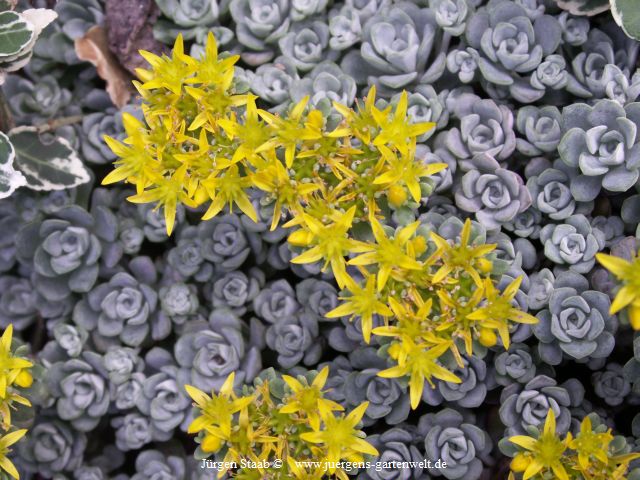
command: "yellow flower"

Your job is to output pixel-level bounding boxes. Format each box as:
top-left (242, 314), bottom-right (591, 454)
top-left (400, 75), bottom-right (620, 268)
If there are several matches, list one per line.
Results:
top-left (250, 151), bottom-right (320, 230)
top-left (0, 429), bottom-right (27, 479)
top-left (377, 340), bottom-right (460, 409)
top-left (287, 206), bottom-right (372, 288)
top-left (373, 294), bottom-right (443, 346)
top-left (127, 164), bottom-right (197, 236)
top-left (371, 91), bottom-right (435, 155)
top-left (136, 34), bottom-right (197, 95)
top-left (217, 95), bottom-right (272, 167)
top-left (348, 217), bottom-right (423, 292)
top-left (596, 251), bottom-right (640, 329)
top-left (466, 277), bottom-right (538, 350)
top-left (199, 164), bottom-right (258, 224)
top-left (279, 367), bottom-right (343, 430)
top-left (325, 274), bottom-right (393, 343)
top-left (256, 97), bottom-right (323, 168)
top-left (373, 143), bottom-right (447, 203)
top-left (185, 372), bottom-right (254, 444)
top-left (569, 415), bottom-right (613, 470)
top-left (286, 457), bottom-right (326, 480)
top-left (329, 85), bottom-right (379, 144)
top-left (509, 408), bottom-right (570, 480)
top-left (191, 32), bottom-right (240, 88)
top-left (0, 325), bottom-right (33, 400)
top-left (429, 218), bottom-right (496, 286)
top-left (300, 402), bottom-right (378, 472)
top-left (102, 113), bottom-right (162, 194)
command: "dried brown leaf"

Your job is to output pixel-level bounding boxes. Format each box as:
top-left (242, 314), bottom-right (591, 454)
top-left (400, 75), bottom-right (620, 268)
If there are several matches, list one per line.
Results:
top-left (75, 25), bottom-right (132, 108)
top-left (75, 25), bottom-right (133, 108)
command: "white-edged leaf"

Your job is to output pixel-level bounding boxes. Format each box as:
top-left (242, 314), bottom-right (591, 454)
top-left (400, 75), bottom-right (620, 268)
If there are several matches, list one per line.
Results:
top-left (0, 8), bottom-right (56, 84)
top-left (611, 0), bottom-right (640, 40)
top-left (8, 127), bottom-right (91, 191)
top-left (20, 9), bottom-right (57, 36)
top-left (553, 0), bottom-right (609, 15)
top-left (0, 131), bottom-right (26, 198)
top-left (0, 10), bottom-right (34, 58)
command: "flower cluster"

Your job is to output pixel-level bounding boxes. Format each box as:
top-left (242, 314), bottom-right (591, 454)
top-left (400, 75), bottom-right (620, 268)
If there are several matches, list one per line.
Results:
top-left (186, 368), bottom-right (376, 479)
top-left (0, 0), bottom-right (638, 478)
top-left (0, 326), bottom-right (33, 479)
top-left (505, 408), bottom-right (640, 480)
top-left (104, 33), bottom-right (540, 410)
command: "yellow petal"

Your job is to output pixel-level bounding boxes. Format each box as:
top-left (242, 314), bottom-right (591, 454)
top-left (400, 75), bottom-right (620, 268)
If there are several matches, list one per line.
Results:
top-left (325, 302), bottom-right (357, 319)
top-left (282, 375), bottom-right (303, 393)
top-left (1, 325), bottom-right (13, 351)
top-left (184, 384), bottom-right (210, 406)
top-left (409, 371), bottom-right (424, 409)
top-left (610, 285), bottom-right (637, 314)
top-left (523, 459), bottom-right (543, 480)
top-left (351, 437), bottom-right (378, 456)
top-left (596, 253), bottom-right (630, 277)
top-left (543, 408), bottom-right (556, 435)
top-left (188, 415), bottom-right (211, 434)
top-left (509, 436), bottom-right (537, 451)
top-left (0, 456), bottom-right (19, 480)
top-left (0, 429), bottom-right (26, 448)
top-left (220, 372), bottom-right (236, 395)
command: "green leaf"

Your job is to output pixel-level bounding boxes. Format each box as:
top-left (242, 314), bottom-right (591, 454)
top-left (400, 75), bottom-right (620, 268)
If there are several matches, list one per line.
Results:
top-left (8, 127), bottom-right (91, 191)
top-left (0, 11), bottom-right (33, 58)
top-left (0, 1), bottom-right (16, 13)
top-left (611, 0), bottom-right (640, 40)
top-left (554, 0), bottom-right (610, 15)
top-left (0, 131), bottom-right (26, 198)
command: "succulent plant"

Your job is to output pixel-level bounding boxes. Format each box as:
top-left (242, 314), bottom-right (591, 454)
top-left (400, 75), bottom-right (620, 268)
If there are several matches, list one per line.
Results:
top-left (445, 97), bottom-right (516, 165)
top-left (73, 269), bottom-right (164, 350)
top-left (464, 0), bottom-right (562, 102)
top-left (265, 310), bottom-right (322, 368)
top-left (174, 309), bottom-right (261, 391)
top-left (454, 153), bottom-right (531, 231)
top-left (539, 214), bottom-right (606, 273)
top-left (16, 205), bottom-right (117, 301)
top-left (494, 343), bottom-right (538, 386)
top-left (592, 363), bottom-right (631, 406)
top-left (290, 61), bottom-right (357, 114)
top-left (17, 419), bottom-right (87, 477)
top-left (341, 1), bottom-right (446, 95)
top-left (278, 21), bottom-right (338, 73)
top-left (45, 352), bottom-right (111, 432)
top-left (230, 0), bottom-right (291, 65)
top-left (131, 450), bottom-right (186, 480)
top-left (499, 375), bottom-right (584, 435)
top-left (533, 272), bottom-right (617, 365)
top-left (559, 99), bottom-right (640, 200)
top-left (363, 428), bottom-right (424, 479)
top-left (418, 408), bottom-right (492, 479)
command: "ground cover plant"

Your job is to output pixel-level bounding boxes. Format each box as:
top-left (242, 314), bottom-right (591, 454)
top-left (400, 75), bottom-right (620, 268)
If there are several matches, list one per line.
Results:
top-left (1, 0), bottom-right (640, 478)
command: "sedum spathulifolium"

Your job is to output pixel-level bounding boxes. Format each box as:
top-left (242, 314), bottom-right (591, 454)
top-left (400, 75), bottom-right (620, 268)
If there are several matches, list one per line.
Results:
top-left (103, 33), bottom-right (539, 415)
